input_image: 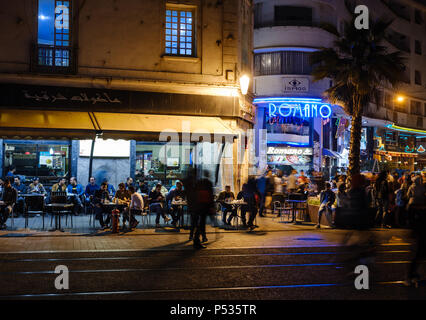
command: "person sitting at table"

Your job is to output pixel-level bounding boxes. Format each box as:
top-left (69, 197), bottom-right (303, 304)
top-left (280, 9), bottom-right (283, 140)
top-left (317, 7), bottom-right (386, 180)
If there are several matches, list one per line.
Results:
top-left (112, 182), bottom-right (131, 225)
top-left (85, 177), bottom-right (100, 204)
top-left (94, 182), bottom-right (112, 229)
top-left (0, 178), bottom-right (4, 199)
top-left (28, 177), bottom-right (46, 195)
top-left (128, 186), bottom-right (142, 229)
top-left (217, 185), bottom-right (237, 226)
top-left (12, 176), bottom-right (26, 216)
top-left (166, 181), bottom-right (186, 227)
top-left (150, 181), bottom-right (169, 195)
top-left (149, 183), bottom-right (171, 227)
top-left (52, 178), bottom-right (67, 192)
top-left (125, 177), bottom-right (136, 191)
top-left (67, 177), bottom-right (84, 215)
top-left (137, 180), bottom-right (149, 194)
top-left (236, 184), bottom-right (249, 227)
top-left (0, 177), bottom-right (17, 229)
top-left (6, 166), bottom-right (16, 179)
top-left (103, 178), bottom-right (116, 197)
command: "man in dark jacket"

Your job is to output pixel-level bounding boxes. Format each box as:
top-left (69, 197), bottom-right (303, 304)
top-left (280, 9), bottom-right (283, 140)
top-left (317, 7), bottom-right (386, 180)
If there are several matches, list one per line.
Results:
top-left (375, 171), bottom-right (390, 228)
top-left (316, 182), bottom-right (336, 229)
top-left (0, 178), bottom-right (17, 229)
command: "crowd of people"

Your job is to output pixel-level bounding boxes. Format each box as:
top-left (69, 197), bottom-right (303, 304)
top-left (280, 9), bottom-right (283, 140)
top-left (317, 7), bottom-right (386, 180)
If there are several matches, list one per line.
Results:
top-left (1, 168), bottom-right (425, 251)
top-left (325, 170), bottom-right (426, 230)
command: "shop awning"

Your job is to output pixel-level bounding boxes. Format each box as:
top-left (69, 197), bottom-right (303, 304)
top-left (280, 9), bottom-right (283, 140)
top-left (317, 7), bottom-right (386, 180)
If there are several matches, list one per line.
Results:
top-left (0, 109), bottom-right (97, 140)
top-left (323, 149), bottom-right (341, 158)
top-left (0, 109), bottom-right (237, 141)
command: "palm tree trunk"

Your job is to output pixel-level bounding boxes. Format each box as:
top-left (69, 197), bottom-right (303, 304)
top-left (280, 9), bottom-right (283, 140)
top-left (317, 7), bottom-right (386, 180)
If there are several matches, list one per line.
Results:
top-left (348, 103), bottom-right (363, 178)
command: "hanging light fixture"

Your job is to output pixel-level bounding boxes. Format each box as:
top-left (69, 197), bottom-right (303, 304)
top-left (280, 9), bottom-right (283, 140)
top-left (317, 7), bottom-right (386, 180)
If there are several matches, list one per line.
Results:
top-left (239, 74), bottom-right (250, 95)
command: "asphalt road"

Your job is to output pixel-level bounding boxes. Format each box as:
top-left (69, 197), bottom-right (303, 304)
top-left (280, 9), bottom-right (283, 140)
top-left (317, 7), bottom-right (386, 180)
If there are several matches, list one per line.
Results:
top-left (0, 238), bottom-right (425, 300)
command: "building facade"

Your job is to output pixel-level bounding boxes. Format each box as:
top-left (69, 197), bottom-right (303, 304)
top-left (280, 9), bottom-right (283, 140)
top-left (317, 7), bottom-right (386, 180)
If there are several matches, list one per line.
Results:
top-left (253, 0), bottom-right (426, 178)
top-left (0, 0), bottom-right (255, 193)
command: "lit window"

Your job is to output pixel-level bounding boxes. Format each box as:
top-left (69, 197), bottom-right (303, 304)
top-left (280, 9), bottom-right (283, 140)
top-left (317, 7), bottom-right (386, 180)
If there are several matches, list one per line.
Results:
top-left (37, 0), bottom-right (72, 68)
top-left (165, 8), bottom-right (194, 56)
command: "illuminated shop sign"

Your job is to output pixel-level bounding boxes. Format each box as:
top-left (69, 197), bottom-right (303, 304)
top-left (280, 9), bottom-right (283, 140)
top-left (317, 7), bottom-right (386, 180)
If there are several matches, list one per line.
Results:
top-left (253, 97), bottom-right (332, 120)
top-left (268, 103), bottom-right (332, 119)
top-left (267, 146), bottom-right (313, 156)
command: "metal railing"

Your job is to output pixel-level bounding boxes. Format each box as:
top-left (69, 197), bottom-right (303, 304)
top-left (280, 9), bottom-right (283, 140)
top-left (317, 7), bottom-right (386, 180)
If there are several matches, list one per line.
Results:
top-left (255, 20), bottom-right (331, 29)
top-left (30, 44), bottom-right (77, 74)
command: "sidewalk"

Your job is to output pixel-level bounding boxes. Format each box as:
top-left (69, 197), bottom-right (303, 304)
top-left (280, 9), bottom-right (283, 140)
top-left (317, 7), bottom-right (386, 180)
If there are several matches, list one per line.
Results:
top-left (0, 213), bottom-right (412, 253)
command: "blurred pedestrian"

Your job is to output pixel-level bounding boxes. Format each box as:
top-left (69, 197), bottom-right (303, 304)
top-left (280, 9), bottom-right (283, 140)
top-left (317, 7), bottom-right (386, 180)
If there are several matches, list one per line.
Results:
top-left (404, 175), bottom-right (426, 287)
top-left (375, 171), bottom-right (391, 228)
top-left (192, 171), bottom-right (215, 249)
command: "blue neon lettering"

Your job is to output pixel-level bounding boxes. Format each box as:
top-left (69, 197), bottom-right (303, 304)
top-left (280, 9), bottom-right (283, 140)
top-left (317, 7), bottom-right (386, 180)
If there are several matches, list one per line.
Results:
top-left (268, 102), bottom-right (331, 119)
top-left (269, 103), bottom-right (277, 117)
top-left (319, 105), bottom-right (332, 118)
top-left (279, 104), bottom-right (293, 117)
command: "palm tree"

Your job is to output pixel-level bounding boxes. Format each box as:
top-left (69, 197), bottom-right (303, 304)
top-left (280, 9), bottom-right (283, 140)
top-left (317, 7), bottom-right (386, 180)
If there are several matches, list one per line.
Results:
top-left (310, 13), bottom-right (406, 178)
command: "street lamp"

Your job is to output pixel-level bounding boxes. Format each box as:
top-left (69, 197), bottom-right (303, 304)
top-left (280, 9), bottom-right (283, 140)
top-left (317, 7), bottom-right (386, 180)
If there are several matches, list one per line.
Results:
top-left (239, 75), bottom-right (250, 95)
top-left (396, 95), bottom-right (405, 103)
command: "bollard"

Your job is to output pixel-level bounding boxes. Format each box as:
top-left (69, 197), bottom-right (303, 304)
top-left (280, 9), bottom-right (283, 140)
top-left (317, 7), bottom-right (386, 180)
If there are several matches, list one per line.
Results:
top-left (111, 209), bottom-right (120, 233)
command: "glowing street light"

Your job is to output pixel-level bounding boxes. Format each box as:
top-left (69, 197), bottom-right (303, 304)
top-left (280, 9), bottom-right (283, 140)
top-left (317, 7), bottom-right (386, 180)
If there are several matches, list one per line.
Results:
top-left (396, 95), bottom-right (405, 103)
top-left (239, 75), bottom-right (250, 95)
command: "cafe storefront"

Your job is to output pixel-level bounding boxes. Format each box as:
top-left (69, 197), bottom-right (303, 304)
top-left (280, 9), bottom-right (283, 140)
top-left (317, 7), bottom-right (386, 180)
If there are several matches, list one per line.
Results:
top-left (0, 83), bottom-right (254, 192)
top-left (253, 97), bottom-right (336, 175)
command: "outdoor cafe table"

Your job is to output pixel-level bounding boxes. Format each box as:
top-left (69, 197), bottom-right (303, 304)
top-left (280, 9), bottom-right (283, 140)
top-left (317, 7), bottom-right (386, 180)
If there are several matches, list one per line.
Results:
top-left (285, 199), bottom-right (308, 224)
top-left (223, 200), bottom-right (247, 229)
top-left (171, 200), bottom-right (188, 227)
top-left (46, 203), bottom-right (74, 232)
top-left (100, 202), bottom-right (129, 228)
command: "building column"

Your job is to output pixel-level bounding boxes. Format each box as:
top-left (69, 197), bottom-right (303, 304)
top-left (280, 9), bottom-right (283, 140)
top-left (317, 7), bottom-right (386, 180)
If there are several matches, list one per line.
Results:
top-left (130, 140), bottom-right (136, 180)
top-left (0, 139), bottom-right (3, 176)
top-left (71, 140), bottom-right (79, 178)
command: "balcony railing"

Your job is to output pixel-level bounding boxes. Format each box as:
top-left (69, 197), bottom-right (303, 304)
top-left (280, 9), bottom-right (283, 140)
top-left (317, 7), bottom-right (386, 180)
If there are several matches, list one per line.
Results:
top-left (380, 0), bottom-right (411, 21)
top-left (30, 44), bottom-right (77, 74)
top-left (385, 35), bottom-right (411, 53)
top-left (255, 20), bottom-right (330, 29)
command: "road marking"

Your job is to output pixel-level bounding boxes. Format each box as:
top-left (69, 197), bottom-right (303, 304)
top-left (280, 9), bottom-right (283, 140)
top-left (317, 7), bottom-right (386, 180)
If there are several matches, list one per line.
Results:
top-left (0, 242), bottom-right (412, 255)
top-left (0, 280), bottom-right (412, 299)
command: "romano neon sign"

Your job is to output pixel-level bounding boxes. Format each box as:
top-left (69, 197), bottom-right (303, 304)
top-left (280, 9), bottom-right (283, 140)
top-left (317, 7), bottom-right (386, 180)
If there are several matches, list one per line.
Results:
top-left (253, 98), bottom-right (332, 119)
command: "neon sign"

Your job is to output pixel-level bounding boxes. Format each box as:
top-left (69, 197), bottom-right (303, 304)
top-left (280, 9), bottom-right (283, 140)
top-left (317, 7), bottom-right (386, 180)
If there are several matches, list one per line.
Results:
top-left (268, 103), bottom-right (332, 119)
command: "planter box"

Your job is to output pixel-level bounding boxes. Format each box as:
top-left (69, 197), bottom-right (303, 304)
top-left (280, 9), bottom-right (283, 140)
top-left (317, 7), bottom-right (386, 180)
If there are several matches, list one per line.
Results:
top-left (307, 204), bottom-right (333, 226)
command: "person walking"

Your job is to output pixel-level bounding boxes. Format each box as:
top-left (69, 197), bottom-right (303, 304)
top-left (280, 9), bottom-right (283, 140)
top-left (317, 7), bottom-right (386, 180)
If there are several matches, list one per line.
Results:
top-left (404, 175), bottom-right (426, 287)
top-left (375, 171), bottom-right (391, 228)
top-left (192, 171), bottom-right (215, 249)
top-left (256, 172), bottom-right (267, 217)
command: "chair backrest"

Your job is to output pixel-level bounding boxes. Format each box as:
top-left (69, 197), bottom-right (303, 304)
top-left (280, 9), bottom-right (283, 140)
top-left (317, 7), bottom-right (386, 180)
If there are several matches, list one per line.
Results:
top-left (51, 191), bottom-right (67, 204)
top-left (25, 195), bottom-right (45, 212)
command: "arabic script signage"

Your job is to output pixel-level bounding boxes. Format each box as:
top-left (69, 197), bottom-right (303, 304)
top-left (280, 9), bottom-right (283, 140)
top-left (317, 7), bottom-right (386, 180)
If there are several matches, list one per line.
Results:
top-left (0, 83), bottom-right (239, 118)
top-left (23, 90), bottom-right (123, 105)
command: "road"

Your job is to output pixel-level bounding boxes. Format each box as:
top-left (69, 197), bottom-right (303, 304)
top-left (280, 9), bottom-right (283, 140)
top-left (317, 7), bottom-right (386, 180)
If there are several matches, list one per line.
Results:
top-left (0, 239), bottom-right (424, 300)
